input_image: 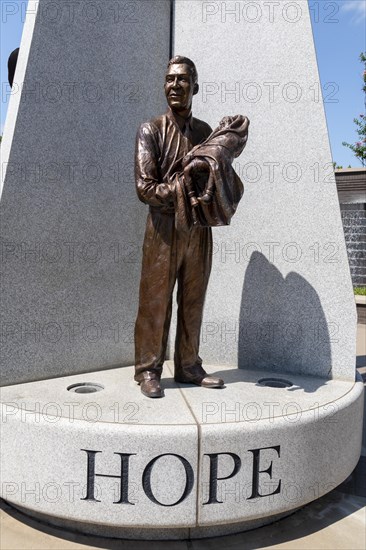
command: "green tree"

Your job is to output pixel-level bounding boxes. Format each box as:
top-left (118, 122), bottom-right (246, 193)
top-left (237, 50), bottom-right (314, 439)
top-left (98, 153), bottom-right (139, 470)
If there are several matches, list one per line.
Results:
top-left (342, 52), bottom-right (366, 167)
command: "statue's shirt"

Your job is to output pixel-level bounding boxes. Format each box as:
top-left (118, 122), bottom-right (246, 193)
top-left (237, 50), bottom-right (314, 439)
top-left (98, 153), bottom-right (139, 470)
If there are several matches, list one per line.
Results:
top-left (135, 108), bottom-right (212, 213)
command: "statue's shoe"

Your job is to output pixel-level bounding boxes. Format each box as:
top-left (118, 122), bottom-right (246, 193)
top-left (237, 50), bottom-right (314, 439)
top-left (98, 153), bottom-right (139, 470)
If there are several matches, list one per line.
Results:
top-left (175, 365), bottom-right (224, 388)
top-left (139, 378), bottom-right (164, 398)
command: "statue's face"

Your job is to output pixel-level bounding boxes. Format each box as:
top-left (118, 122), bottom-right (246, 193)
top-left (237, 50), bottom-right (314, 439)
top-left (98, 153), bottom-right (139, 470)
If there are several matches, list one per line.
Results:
top-left (165, 64), bottom-right (194, 112)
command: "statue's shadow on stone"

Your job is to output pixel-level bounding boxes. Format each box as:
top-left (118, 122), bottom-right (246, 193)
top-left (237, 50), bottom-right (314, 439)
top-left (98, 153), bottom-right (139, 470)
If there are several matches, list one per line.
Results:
top-left (168, 252), bottom-right (332, 393)
top-left (231, 251), bottom-right (332, 392)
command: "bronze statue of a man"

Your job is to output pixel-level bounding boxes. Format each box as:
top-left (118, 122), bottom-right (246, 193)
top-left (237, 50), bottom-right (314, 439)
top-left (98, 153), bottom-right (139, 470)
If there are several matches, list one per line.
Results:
top-left (134, 56), bottom-right (224, 398)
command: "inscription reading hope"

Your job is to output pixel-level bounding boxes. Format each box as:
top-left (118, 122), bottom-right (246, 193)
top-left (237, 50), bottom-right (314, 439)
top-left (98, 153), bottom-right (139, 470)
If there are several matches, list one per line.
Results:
top-left (81, 445), bottom-right (281, 507)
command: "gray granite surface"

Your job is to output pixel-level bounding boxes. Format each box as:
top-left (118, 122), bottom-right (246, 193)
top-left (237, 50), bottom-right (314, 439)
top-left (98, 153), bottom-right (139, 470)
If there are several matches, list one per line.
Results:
top-left (172, 0), bottom-right (357, 380)
top-left (1, 0), bottom-right (357, 386)
top-left (1, 364), bottom-right (363, 534)
top-left (1, 0), bottom-right (171, 385)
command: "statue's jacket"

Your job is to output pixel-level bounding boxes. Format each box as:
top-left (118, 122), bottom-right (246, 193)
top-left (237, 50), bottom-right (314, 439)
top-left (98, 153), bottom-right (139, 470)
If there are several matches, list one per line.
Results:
top-left (135, 107), bottom-right (212, 214)
top-left (135, 109), bottom-right (249, 231)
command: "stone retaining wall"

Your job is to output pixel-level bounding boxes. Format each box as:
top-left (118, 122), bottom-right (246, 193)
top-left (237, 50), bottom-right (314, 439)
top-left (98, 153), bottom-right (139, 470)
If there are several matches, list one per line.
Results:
top-left (336, 169), bottom-right (366, 288)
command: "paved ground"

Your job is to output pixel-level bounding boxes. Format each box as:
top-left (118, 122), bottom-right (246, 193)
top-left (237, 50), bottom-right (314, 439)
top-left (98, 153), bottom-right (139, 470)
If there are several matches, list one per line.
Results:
top-left (1, 323), bottom-right (365, 550)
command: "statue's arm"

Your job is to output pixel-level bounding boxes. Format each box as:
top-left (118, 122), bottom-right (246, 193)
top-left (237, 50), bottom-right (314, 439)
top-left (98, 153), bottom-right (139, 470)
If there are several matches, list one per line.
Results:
top-left (135, 122), bottom-right (174, 207)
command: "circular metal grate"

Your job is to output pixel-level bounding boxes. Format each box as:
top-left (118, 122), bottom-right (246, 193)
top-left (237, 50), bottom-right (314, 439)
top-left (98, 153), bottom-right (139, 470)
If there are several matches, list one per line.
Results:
top-left (67, 382), bottom-right (104, 394)
top-left (258, 377), bottom-right (293, 388)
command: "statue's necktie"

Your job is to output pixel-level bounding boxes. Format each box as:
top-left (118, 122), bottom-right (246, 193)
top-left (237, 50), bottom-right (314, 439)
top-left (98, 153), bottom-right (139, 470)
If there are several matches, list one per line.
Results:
top-left (183, 122), bottom-right (191, 142)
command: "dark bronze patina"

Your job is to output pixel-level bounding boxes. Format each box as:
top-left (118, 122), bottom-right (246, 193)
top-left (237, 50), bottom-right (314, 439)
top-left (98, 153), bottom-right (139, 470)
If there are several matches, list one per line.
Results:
top-left (134, 56), bottom-right (249, 398)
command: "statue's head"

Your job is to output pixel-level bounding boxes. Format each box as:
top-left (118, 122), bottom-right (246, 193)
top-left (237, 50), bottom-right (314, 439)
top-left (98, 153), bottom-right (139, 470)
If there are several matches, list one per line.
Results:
top-left (165, 56), bottom-right (199, 113)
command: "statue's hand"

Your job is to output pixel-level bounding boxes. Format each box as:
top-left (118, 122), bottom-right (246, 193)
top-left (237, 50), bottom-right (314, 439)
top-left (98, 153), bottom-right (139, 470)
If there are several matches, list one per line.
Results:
top-left (183, 157), bottom-right (209, 181)
top-left (190, 157), bottom-right (209, 175)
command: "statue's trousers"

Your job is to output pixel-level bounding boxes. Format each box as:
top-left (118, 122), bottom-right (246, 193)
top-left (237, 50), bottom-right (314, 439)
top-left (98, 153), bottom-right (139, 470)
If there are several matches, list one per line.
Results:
top-left (134, 209), bottom-right (212, 381)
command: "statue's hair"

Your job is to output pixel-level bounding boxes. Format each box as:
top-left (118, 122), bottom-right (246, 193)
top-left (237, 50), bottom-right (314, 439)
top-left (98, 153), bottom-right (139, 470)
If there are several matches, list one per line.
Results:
top-left (167, 56), bottom-right (198, 85)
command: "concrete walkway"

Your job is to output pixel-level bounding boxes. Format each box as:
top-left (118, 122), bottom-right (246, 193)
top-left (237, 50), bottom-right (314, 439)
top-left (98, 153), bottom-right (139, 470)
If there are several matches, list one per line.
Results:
top-left (1, 324), bottom-right (365, 550)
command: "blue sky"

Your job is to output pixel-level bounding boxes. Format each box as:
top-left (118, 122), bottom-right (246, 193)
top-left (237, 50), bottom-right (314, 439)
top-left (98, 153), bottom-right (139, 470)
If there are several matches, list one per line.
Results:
top-left (1, 0), bottom-right (365, 167)
top-left (310, 0), bottom-right (365, 167)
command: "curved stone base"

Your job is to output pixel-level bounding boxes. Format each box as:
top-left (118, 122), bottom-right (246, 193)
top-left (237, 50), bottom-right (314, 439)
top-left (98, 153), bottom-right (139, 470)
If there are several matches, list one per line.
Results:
top-left (9, 502), bottom-right (298, 539)
top-left (1, 363), bottom-right (364, 540)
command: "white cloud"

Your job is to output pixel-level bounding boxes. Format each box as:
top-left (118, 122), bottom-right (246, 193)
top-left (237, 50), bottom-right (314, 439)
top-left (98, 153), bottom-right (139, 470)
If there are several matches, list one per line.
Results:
top-left (341, 0), bottom-right (366, 23)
